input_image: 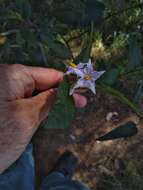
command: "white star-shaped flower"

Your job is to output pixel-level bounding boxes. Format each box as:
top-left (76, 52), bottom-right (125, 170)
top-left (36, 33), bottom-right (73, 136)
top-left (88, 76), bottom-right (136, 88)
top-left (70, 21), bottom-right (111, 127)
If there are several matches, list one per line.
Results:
top-left (66, 59), bottom-right (105, 95)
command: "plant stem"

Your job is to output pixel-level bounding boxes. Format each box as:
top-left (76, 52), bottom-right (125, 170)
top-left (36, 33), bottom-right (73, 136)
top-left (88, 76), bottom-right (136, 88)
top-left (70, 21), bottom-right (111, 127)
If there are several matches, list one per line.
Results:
top-left (121, 67), bottom-right (143, 77)
top-left (97, 83), bottom-right (143, 119)
top-left (0, 29), bottom-right (19, 36)
top-left (61, 36), bottom-right (74, 59)
top-left (38, 42), bottom-right (48, 67)
top-left (66, 30), bottom-right (88, 43)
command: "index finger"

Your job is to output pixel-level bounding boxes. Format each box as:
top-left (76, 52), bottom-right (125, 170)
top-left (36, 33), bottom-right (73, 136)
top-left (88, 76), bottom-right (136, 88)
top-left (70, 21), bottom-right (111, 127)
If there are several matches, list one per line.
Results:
top-left (27, 66), bottom-right (63, 91)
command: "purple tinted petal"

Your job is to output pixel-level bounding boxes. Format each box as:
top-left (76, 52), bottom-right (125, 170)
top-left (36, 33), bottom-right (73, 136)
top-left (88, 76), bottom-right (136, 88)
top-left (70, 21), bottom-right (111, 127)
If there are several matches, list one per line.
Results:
top-left (65, 67), bottom-right (74, 75)
top-left (86, 59), bottom-right (93, 73)
top-left (69, 79), bottom-right (83, 95)
top-left (65, 67), bottom-right (84, 77)
top-left (85, 80), bottom-right (96, 94)
top-left (77, 63), bottom-right (86, 69)
top-left (88, 59), bottom-right (92, 65)
top-left (76, 78), bottom-right (86, 87)
top-left (91, 71), bottom-right (105, 81)
top-left (69, 78), bottom-right (96, 95)
top-left (74, 69), bottom-right (84, 77)
top-left (88, 81), bottom-right (96, 94)
top-left (79, 80), bottom-right (89, 88)
top-left (69, 78), bottom-right (91, 95)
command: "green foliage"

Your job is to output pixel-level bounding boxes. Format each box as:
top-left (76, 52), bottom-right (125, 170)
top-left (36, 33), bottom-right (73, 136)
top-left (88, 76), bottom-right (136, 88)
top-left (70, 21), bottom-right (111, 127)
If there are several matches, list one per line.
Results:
top-left (51, 0), bottom-right (105, 27)
top-left (43, 78), bottom-right (75, 129)
top-left (74, 22), bottom-right (94, 63)
top-left (111, 32), bottom-right (129, 51)
top-left (15, 0), bottom-right (32, 19)
top-left (0, 0), bottom-right (143, 130)
top-left (134, 80), bottom-right (143, 104)
top-left (98, 84), bottom-right (143, 119)
top-left (128, 36), bottom-right (142, 70)
top-left (0, 11), bottom-right (23, 22)
top-left (47, 40), bottom-right (72, 59)
top-left (101, 68), bottom-right (120, 85)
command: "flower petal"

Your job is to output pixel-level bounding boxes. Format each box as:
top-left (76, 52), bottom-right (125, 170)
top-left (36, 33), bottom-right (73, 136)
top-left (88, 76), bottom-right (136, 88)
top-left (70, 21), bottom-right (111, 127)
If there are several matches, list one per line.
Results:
top-left (88, 81), bottom-right (96, 94)
top-left (69, 78), bottom-right (87, 95)
top-left (69, 78), bottom-right (96, 95)
top-left (65, 67), bottom-right (84, 77)
top-left (82, 79), bottom-right (95, 94)
top-left (67, 59), bottom-right (105, 95)
top-left (92, 70), bottom-right (105, 81)
top-left (77, 63), bottom-right (86, 69)
top-left (86, 59), bottom-right (94, 73)
top-left (69, 79), bottom-right (82, 95)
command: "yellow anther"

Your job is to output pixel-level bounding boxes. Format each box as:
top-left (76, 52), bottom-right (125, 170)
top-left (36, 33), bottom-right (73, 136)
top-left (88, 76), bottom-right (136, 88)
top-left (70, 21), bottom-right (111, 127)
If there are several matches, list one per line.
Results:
top-left (69, 63), bottom-right (77, 68)
top-left (84, 74), bottom-right (91, 80)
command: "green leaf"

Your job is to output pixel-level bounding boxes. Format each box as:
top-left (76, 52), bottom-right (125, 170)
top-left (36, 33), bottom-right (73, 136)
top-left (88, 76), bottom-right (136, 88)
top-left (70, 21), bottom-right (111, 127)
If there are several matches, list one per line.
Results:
top-left (101, 68), bottom-right (120, 85)
top-left (97, 122), bottom-right (138, 141)
top-left (16, 32), bottom-right (25, 47)
top-left (134, 80), bottom-right (143, 104)
top-left (0, 10), bottom-right (23, 22)
top-left (128, 36), bottom-right (142, 70)
top-left (85, 0), bottom-right (105, 23)
top-left (74, 34), bottom-right (91, 63)
top-left (51, 0), bottom-right (85, 27)
top-left (43, 78), bottom-right (75, 129)
top-left (15, 0), bottom-right (32, 19)
top-left (20, 30), bottom-right (37, 49)
top-left (52, 0), bottom-right (105, 27)
top-left (50, 41), bottom-right (72, 59)
top-left (74, 22), bottom-right (94, 63)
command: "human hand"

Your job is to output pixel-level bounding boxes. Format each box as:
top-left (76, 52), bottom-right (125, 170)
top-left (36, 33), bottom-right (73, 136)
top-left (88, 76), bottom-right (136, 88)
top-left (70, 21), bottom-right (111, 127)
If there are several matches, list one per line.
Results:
top-left (0, 64), bottom-right (86, 173)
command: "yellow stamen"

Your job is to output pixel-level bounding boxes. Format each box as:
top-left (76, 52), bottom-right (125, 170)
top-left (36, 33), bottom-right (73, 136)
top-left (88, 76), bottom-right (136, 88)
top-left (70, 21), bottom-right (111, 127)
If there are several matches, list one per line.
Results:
top-left (69, 63), bottom-right (77, 68)
top-left (0, 36), bottom-right (7, 45)
top-left (84, 74), bottom-right (91, 80)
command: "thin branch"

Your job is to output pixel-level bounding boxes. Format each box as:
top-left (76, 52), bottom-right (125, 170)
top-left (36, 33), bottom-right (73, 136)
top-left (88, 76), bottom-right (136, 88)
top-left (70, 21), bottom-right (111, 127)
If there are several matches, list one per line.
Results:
top-left (62, 36), bottom-right (74, 59)
top-left (104, 2), bottom-right (143, 21)
top-left (66, 30), bottom-right (88, 43)
top-left (0, 29), bottom-right (19, 36)
top-left (38, 42), bottom-right (48, 67)
top-left (121, 67), bottom-right (143, 77)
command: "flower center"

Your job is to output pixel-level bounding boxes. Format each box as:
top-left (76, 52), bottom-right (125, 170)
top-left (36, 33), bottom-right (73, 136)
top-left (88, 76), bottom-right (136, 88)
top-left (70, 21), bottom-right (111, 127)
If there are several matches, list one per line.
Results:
top-left (84, 74), bottom-right (91, 80)
top-left (69, 63), bottom-right (77, 68)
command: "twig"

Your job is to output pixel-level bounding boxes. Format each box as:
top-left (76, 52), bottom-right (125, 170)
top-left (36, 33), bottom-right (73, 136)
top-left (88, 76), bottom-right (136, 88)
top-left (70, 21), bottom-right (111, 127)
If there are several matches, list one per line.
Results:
top-left (121, 67), bottom-right (143, 77)
top-left (66, 30), bottom-right (88, 43)
top-left (0, 29), bottom-right (19, 36)
top-left (104, 2), bottom-right (143, 21)
top-left (38, 42), bottom-right (48, 67)
top-left (62, 36), bottom-right (74, 59)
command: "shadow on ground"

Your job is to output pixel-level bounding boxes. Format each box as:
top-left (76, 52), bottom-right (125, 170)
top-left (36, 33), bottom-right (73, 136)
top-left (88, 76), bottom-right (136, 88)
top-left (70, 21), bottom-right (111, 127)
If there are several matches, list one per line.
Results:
top-left (33, 93), bottom-right (143, 189)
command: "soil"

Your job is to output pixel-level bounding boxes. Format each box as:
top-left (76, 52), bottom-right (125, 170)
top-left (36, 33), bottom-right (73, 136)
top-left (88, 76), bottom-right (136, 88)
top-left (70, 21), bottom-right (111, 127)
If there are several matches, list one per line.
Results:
top-left (33, 92), bottom-right (143, 189)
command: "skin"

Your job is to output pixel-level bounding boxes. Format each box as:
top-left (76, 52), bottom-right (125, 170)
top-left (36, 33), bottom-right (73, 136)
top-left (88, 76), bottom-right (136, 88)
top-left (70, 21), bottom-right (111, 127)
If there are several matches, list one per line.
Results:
top-left (0, 64), bottom-right (87, 174)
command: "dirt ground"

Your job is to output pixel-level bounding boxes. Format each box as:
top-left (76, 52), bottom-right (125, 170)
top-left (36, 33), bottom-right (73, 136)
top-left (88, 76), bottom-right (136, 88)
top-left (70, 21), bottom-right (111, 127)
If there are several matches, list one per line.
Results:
top-left (33, 93), bottom-right (143, 189)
